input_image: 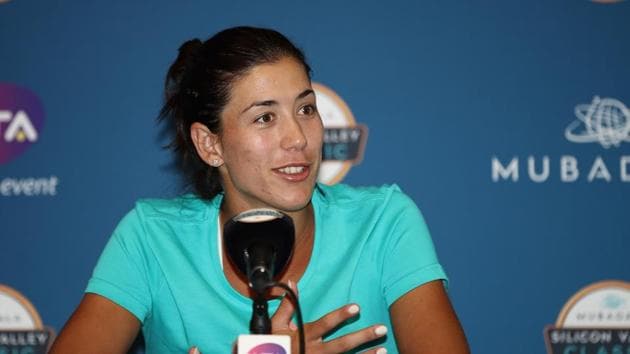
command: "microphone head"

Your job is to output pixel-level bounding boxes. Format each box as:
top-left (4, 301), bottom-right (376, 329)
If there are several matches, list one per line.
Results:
top-left (223, 208), bottom-right (295, 289)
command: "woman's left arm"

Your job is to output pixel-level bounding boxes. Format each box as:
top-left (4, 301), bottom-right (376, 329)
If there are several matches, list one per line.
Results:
top-left (390, 280), bottom-right (470, 354)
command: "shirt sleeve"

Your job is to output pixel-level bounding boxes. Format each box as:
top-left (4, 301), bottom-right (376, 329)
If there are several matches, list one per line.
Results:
top-left (380, 188), bottom-right (448, 306)
top-left (85, 207), bottom-right (153, 323)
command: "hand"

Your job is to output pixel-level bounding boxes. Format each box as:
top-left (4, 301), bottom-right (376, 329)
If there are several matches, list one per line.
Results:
top-left (271, 281), bottom-right (388, 354)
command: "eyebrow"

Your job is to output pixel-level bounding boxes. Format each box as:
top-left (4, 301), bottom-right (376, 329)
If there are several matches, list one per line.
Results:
top-left (241, 89), bottom-right (315, 114)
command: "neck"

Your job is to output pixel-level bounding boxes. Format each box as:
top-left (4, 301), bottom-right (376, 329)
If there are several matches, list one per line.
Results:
top-left (284, 204), bottom-right (314, 243)
top-left (219, 200), bottom-right (314, 244)
top-left (219, 198), bottom-right (316, 298)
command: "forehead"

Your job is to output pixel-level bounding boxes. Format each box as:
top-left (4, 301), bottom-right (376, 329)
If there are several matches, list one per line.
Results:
top-left (227, 57), bottom-right (312, 106)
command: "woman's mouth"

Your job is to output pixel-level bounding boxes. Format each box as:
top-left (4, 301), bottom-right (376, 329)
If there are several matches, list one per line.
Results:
top-left (278, 166), bottom-right (305, 174)
top-left (273, 164), bottom-right (310, 182)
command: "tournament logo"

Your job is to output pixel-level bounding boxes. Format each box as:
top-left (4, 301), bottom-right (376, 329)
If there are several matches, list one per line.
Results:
top-left (0, 83), bottom-right (45, 164)
top-left (0, 284), bottom-right (54, 353)
top-left (313, 83), bottom-right (368, 185)
top-left (544, 280), bottom-right (630, 354)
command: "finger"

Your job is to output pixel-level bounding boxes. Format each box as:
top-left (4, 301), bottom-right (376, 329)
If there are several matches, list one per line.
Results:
top-left (308, 303), bottom-right (360, 339)
top-left (271, 280), bottom-right (296, 329)
top-left (361, 347), bottom-right (388, 354)
top-left (292, 279), bottom-right (299, 297)
top-left (323, 325), bottom-right (388, 354)
top-left (188, 346), bottom-right (201, 354)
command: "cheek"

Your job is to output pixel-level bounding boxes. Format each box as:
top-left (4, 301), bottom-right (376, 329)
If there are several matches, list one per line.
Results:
top-left (307, 121), bottom-right (324, 149)
top-left (224, 135), bottom-right (273, 167)
top-left (246, 135), bottom-right (274, 159)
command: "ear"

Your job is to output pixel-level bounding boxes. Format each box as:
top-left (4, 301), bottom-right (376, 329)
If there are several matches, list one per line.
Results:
top-left (190, 122), bottom-right (224, 167)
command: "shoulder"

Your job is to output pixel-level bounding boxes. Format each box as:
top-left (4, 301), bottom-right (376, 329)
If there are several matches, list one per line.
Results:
top-left (315, 183), bottom-right (416, 211)
top-left (112, 194), bottom-right (219, 237)
top-left (132, 194), bottom-right (217, 222)
top-left (314, 183), bottom-right (422, 231)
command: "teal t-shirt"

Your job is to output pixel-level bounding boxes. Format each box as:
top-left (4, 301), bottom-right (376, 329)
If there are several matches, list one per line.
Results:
top-left (86, 183), bottom-right (447, 353)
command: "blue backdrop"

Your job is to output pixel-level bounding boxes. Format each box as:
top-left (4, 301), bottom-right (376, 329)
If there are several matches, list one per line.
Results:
top-left (1, 1), bottom-right (629, 353)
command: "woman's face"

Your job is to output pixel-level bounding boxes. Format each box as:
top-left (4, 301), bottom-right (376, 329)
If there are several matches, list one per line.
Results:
top-left (215, 56), bottom-right (323, 214)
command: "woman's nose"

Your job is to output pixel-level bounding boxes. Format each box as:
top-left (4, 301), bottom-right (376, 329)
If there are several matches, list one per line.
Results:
top-left (280, 116), bottom-right (307, 151)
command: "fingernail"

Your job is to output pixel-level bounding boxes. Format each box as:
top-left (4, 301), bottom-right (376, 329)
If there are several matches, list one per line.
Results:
top-left (347, 304), bottom-right (360, 314)
top-left (190, 347), bottom-right (201, 354)
top-left (289, 321), bottom-right (298, 331)
top-left (376, 348), bottom-right (387, 354)
top-left (374, 325), bottom-right (388, 336)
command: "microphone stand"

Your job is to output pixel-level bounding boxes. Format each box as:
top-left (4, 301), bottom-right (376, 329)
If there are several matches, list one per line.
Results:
top-left (246, 245), bottom-right (274, 334)
top-left (250, 292), bottom-right (271, 334)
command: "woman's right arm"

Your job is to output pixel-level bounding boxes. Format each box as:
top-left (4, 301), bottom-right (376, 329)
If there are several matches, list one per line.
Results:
top-left (49, 293), bottom-right (141, 354)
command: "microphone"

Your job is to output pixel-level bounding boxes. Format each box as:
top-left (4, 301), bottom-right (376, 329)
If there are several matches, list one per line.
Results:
top-left (223, 208), bottom-right (306, 354)
top-left (224, 208), bottom-right (295, 293)
top-left (223, 208), bottom-right (295, 335)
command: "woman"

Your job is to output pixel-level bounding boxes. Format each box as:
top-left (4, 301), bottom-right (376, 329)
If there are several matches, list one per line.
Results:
top-left (51, 26), bottom-right (470, 354)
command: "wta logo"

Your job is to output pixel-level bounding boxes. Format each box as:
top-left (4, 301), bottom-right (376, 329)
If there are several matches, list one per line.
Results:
top-left (248, 343), bottom-right (287, 354)
top-left (590, 0), bottom-right (625, 3)
top-left (0, 83), bottom-right (45, 164)
top-left (237, 334), bottom-right (290, 354)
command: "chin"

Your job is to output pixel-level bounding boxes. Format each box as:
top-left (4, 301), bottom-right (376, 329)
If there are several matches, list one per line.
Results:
top-left (274, 192), bottom-right (313, 212)
top-left (270, 181), bottom-right (316, 209)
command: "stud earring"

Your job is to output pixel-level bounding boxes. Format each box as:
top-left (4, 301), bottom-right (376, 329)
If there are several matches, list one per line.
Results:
top-left (211, 159), bottom-right (220, 167)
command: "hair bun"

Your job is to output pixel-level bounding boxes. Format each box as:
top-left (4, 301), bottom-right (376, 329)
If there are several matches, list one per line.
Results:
top-left (179, 38), bottom-right (203, 65)
top-left (163, 38), bottom-right (203, 102)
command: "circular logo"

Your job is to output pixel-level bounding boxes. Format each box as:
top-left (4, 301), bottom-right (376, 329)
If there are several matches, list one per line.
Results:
top-left (313, 83), bottom-right (368, 185)
top-left (0, 83), bottom-right (45, 164)
top-left (555, 280), bottom-right (630, 328)
top-left (0, 284), bottom-right (43, 330)
top-left (248, 343), bottom-right (287, 354)
top-left (565, 96), bottom-right (630, 148)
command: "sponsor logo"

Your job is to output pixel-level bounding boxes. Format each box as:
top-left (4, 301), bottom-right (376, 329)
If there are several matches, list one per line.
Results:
top-left (544, 280), bottom-right (630, 354)
top-left (313, 83), bottom-right (368, 185)
top-left (0, 83), bottom-right (45, 165)
top-left (565, 96), bottom-right (630, 149)
top-left (0, 284), bottom-right (54, 353)
top-left (491, 96), bottom-right (629, 183)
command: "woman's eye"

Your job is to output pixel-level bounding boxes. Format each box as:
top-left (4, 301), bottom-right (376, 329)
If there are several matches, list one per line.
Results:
top-left (299, 104), bottom-right (317, 116)
top-left (255, 113), bottom-right (273, 124)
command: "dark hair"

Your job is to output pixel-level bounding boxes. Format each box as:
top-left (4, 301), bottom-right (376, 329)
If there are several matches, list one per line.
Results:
top-left (159, 26), bottom-right (312, 200)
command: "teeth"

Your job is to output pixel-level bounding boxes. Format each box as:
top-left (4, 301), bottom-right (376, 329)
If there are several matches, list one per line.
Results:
top-left (278, 166), bottom-right (305, 174)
